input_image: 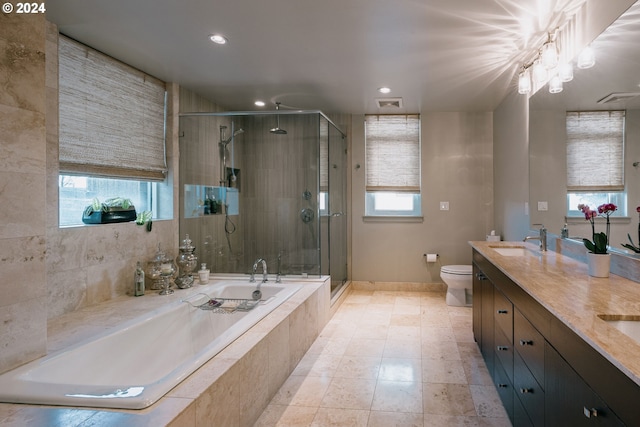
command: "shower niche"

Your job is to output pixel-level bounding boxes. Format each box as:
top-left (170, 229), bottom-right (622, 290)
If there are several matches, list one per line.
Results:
top-left (178, 110), bottom-right (348, 295)
top-left (183, 185), bottom-right (239, 218)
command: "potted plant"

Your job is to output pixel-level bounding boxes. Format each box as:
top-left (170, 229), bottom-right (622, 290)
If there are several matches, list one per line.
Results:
top-left (621, 206), bottom-right (640, 253)
top-left (578, 203), bottom-right (616, 277)
top-left (82, 197), bottom-right (137, 224)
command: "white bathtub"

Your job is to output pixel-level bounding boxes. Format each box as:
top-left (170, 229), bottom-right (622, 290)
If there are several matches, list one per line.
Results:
top-left (0, 280), bottom-right (302, 409)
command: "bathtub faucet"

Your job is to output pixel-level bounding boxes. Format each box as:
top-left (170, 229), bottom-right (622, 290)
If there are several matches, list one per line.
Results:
top-left (250, 258), bottom-right (268, 283)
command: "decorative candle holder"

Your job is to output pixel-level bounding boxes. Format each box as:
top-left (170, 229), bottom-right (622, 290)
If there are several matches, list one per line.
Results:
top-left (147, 244), bottom-right (175, 290)
top-left (175, 234), bottom-right (198, 289)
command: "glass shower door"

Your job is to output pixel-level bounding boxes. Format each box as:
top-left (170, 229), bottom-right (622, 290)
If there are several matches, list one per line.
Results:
top-left (328, 124), bottom-right (347, 296)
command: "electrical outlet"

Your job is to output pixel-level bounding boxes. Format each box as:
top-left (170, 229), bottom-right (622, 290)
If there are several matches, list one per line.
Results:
top-left (440, 201), bottom-right (449, 211)
top-left (537, 201), bottom-right (548, 211)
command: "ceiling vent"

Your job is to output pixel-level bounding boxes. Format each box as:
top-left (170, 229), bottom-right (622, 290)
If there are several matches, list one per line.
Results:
top-left (597, 92), bottom-right (640, 104)
top-left (376, 97), bottom-right (403, 108)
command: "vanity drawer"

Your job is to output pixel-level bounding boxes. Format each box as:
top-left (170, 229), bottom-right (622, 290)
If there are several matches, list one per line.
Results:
top-left (514, 308), bottom-right (545, 389)
top-left (495, 326), bottom-right (513, 383)
top-left (494, 288), bottom-right (513, 342)
top-left (493, 357), bottom-right (513, 420)
top-left (514, 351), bottom-right (544, 427)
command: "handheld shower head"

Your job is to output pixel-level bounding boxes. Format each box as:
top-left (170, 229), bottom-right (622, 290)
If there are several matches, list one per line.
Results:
top-left (220, 127), bottom-right (244, 145)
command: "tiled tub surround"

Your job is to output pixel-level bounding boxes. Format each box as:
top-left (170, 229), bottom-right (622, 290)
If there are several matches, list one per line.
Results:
top-left (0, 275), bottom-right (330, 426)
top-left (0, 280), bottom-right (304, 409)
top-left (469, 241), bottom-right (640, 387)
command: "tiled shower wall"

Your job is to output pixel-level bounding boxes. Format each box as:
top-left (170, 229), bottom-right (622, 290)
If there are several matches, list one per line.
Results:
top-left (0, 10), bottom-right (47, 374)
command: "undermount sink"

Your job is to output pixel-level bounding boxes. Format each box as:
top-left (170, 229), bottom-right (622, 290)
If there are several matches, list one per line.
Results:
top-left (490, 246), bottom-right (530, 256)
top-left (598, 314), bottom-right (640, 343)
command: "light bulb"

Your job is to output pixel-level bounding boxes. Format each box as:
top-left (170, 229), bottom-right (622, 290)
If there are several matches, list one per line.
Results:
top-left (549, 75), bottom-right (563, 94)
top-left (558, 62), bottom-right (573, 82)
top-left (577, 46), bottom-right (595, 69)
top-left (533, 59), bottom-right (548, 85)
top-left (518, 69), bottom-right (531, 94)
top-left (541, 41), bottom-right (558, 69)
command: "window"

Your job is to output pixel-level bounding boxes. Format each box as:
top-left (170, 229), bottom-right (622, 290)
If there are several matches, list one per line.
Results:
top-left (566, 111), bottom-right (625, 216)
top-left (365, 115), bottom-right (421, 217)
top-left (58, 35), bottom-right (171, 226)
top-left (59, 176), bottom-right (161, 227)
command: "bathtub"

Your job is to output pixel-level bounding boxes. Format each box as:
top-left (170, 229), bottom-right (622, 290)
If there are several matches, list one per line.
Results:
top-left (0, 279), bottom-right (302, 410)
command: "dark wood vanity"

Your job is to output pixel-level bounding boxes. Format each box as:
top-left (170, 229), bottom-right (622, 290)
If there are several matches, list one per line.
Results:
top-left (471, 243), bottom-right (640, 426)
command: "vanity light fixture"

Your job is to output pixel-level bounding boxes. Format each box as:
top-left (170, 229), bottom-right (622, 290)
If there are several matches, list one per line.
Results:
top-left (209, 34), bottom-right (228, 45)
top-left (517, 25), bottom-right (593, 96)
top-left (378, 87), bottom-right (391, 94)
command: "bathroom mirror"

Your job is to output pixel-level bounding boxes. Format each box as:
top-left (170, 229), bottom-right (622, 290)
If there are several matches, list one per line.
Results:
top-left (528, 1), bottom-right (640, 253)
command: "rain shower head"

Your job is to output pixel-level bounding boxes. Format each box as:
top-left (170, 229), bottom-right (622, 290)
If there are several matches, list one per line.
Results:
top-left (270, 102), bottom-right (287, 135)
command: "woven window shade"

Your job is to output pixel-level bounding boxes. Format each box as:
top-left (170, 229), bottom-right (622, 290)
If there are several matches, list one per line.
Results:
top-left (566, 111), bottom-right (625, 192)
top-left (319, 122), bottom-right (329, 191)
top-left (365, 115), bottom-right (420, 192)
top-left (58, 35), bottom-right (167, 180)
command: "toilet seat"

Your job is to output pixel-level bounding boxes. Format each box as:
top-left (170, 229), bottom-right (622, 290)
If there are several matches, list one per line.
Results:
top-left (441, 265), bottom-right (472, 275)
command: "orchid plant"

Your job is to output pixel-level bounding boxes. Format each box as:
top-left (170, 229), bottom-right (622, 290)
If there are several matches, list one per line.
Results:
top-left (578, 203), bottom-right (617, 254)
top-left (621, 206), bottom-right (640, 253)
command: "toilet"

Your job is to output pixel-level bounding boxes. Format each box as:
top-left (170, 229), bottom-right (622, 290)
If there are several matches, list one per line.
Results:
top-left (440, 265), bottom-right (473, 307)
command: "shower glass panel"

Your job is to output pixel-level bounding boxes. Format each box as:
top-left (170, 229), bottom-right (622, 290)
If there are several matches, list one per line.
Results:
top-left (178, 111), bottom-right (347, 286)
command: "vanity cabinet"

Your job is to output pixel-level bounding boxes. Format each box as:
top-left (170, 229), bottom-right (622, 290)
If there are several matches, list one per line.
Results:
top-left (472, 249), bottom-right (639, 426)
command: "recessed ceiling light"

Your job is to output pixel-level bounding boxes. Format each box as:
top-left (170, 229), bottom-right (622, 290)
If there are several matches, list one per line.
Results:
top-left (378, 87), bottom-right (391, 94)
top-left (254, 100), bottom-right (265, 107)
top-left (209, 34), bottom-right (228, 45)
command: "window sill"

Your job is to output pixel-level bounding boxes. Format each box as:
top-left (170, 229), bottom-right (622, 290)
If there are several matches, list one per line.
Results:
top-left (565, 216), bottom-right (630, 225)
top-left (363, 215), bottom-right (424, 223)
top-left (59, 218), bottom-right (173, 229)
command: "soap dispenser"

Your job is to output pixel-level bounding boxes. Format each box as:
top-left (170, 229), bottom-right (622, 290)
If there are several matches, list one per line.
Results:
top-left (561, 223), bottom-right (569, 238)
top-left (198, 263), bottom-right (210, 285)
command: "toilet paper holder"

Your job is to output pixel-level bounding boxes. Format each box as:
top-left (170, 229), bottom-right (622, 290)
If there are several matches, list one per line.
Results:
top-left (423, 253), bottom-right (439, 263)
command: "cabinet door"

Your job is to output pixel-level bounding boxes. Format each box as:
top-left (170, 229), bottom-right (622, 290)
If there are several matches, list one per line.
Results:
top-left (514, 308), bottom-right (545, 389)
top-left (480, 278), bottom-right (494, 375)
top-left (514, 351), bottom-right (544, 426)
top-left (472, 264), bottom-right (483, 344)
top-left (545, 342), bottom-right (624, 427)
top-left (494, 357), bottom-right (514, 421)
top-left (494, 287), bottom-right (513, 342)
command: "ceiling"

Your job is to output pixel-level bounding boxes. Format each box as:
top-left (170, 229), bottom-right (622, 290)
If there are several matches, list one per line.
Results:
top-left (46, 0), bottom-right (588, 114)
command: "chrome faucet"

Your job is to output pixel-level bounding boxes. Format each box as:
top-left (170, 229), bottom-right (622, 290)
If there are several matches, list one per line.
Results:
top-left (250, 258), bottom-right (268, 283)
top-left (276, 252), bottom-right (282, 283)
top-left (523, 224), bottom-right (547, 251)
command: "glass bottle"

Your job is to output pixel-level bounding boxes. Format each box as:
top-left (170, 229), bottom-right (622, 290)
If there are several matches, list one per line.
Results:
top-left (134, 261), bottom-right (145, 296)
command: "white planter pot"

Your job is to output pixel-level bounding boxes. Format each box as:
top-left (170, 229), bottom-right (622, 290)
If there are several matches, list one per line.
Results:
top-left (587, 252), bottom-right (610, 278)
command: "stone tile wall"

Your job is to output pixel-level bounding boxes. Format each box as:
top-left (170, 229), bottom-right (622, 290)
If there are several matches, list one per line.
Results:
top-left (0, 10), bottom-right (48, 373)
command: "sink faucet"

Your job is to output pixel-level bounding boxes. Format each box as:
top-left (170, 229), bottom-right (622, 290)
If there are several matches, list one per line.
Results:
top-left (523, 224), bottom-right (547, 251)
top-left (250, 258), bottom-right (268, 283)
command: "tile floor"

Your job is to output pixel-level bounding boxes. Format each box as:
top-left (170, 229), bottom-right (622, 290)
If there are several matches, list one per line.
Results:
top-left (254, 289), bottom-right (511, 427)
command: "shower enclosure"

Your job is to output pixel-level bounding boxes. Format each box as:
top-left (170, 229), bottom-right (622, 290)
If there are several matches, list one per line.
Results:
top-left (179, 110), bottom-right (348, 296)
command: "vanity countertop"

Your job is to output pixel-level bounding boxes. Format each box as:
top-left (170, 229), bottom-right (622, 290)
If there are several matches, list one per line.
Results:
top-left (469, 240), bottom-right (640, 387)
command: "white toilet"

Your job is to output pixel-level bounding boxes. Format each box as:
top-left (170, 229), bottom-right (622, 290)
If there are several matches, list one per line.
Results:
top-left (440, 265), bottom-right (473, 307)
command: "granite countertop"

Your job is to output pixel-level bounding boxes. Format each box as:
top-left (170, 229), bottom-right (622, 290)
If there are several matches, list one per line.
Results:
top-left (469, 240), bottom-right (640, 387)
